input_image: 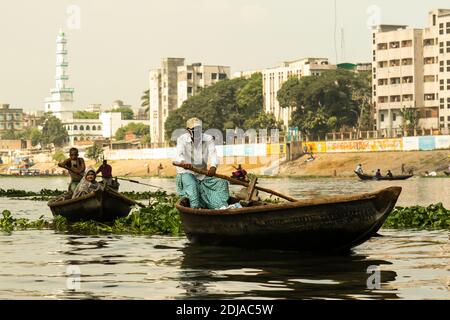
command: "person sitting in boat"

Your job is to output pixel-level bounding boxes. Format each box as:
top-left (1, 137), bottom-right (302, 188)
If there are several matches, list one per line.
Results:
top-left (175, 117), bottom-right (229, 209)
top-left (72, 169), bottom-right (103, 199)
top-left (355, 164), bottom-right (363, 174)
top-left (375, 169), bottom-right (382, 179)
top-left (386, 170), bottom-right (393, 178)
top-left (96, 159), bottom-right (113, 186)
top-left (58, 148), bottom-right (86, 192)
top-left (232, 164), bottom-right (248, 181)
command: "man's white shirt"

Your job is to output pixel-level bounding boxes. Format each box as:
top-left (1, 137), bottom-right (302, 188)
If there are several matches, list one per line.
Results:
top-left (176, 132), bottom-right (219, 180)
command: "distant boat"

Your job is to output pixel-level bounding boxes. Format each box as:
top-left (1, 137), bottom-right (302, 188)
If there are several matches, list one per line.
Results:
top-left (176, 187), bottom-right (402, 252)
top-left (355, 171), bottom-right (413, 181)
top-left (444, 171), bottom-right (450, 176)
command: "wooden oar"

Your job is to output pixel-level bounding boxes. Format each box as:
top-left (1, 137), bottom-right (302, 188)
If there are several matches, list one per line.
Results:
top-left (113, 177), bottom-right (163, 189)
top-left (172, 162), bottom-right (297, 202)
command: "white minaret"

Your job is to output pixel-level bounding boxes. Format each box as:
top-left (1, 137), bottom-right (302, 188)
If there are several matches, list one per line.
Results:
top-left (44, 29), bottom-right (75, 120)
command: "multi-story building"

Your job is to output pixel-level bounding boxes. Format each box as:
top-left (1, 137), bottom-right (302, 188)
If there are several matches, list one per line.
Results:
top-left (262, 58), bottom-right (336, 127)
top-left (149, 58), bottom-right (185, 147)
top-left (0, 104), bottom-right (24, 133)
top-left (149, 58), bottom-right (230, 146)
top-left (372, 9), bottom-right (450, 133)
top-left (177, 63), bottom-right (230, 108)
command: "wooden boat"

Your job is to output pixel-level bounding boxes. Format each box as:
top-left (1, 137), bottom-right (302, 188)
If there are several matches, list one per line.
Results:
top-left (444, 171), bottom-right (450, 176)
top-left (48, 188), bottom-right (137, 222)
top-left (355, 171), bottom-right (413, 181)
top-left (176, 187), bottom-right (402, 252)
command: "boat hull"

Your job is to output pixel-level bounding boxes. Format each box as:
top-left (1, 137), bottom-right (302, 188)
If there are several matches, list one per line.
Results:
top-left (176, 187), bottom-right (402, 252)
top-left (355, 171), bottom-right (413, 181)
top-left (48, 189), bottom-right (135, 222)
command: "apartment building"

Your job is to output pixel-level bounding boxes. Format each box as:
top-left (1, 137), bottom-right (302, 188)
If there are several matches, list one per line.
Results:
top-left (372, 9), bottom-right (450, 132)
top-left (149, 58), bottom-right (230, 146)
top-left (177, 63), bottom-right (230, 108)
top-left (262, 58), bottom-right (336, 127)
top-left (0, 104), bottom-right (24, 133)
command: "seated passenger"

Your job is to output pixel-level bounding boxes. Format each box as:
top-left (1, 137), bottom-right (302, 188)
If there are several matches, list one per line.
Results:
top-left (386, 170), bottom-right (393, 178)
top-left (72, 169), bottom-right (103, 199)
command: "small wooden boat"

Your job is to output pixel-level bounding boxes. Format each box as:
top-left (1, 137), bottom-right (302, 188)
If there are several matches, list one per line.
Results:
top-left (176, 187), bottom-right (402, 252)
top-left (444, 171), bottom-right (450, 176)
top-left (355, 171), bottom-right (413, 181)
top-left (48, 188), bottom-right (137, 222)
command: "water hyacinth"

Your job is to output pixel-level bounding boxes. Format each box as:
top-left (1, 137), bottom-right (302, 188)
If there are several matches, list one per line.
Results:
top-left (383, 203), bottom-right (450, 229)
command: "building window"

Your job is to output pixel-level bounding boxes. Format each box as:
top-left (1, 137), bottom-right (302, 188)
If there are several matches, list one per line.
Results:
top-left (211, 73), bottom-right (217, 80)
top-left (440, 116), bottom-right (444, 122)
top-left (402, 76), bottom-right (413, 83)
top-left (187, 86), bottom-right (192, 94)
top-left (92, 125), bottom-right (96, 130)
top-left (377, 43), bottom-right (388, 50)
top-left (393, 113), bottom-right (397, 121)
top-left (98, 126), bottom-right (102, 130)
top-left (401, 40), bottom-right (412, 47)
top-left (425, 110), bottom-right (432, 118)
top-left (73, 125), bottom-right (78, 130)
top-left (219, 73), bottom-right (227, 80)
top-left (389, 41), bottom-right (400, 49)
top-left (80, 125), bottom-right (84, 131)
top-left (390, 78), bottom-right (401, 85)
top-left (196, 73), bottom-right (203, 79)
top-left (424, 57), bottom-right (435, 64)
top-left (86, 125), bottom-right (90, 131)
top-left (187, 73), bottom-right (192, 80)
top-left (381, 114), bottom-right (384, 122)
top-left (424, 94), bottom-right (435, 101)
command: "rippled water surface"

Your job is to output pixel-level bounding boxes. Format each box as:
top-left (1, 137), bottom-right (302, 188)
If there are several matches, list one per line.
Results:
top-left (0, 176), bottom-right (448, 299)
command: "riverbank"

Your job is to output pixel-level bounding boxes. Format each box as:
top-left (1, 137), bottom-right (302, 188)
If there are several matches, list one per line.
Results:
top-left (0, 150), bottom-right (448, 178)
top-left (279, 150), bottom-right (450, 177)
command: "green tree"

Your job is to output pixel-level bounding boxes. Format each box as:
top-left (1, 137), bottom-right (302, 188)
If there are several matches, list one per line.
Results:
top-left (110, 106), bottom-right (134, 120)
top-left (244, 111), bottom-right (284, 130)
top-left (0, 129), bottom-right (21, 140)
top-left (399, 107), bottom-right (419, 133)
top-left (40, 116), bottom-right (68, 147)
top-left (278, 70), bottom-right (368, 137)
top-left (85, 143), bottom-right (104, 162)
top-left (115, 123), bottom-right (150, 140)
top-left (141, 89), bottom-right (150, 115)
top-left (73, 111), bottom-right (99, 119)
top-left (28, 128), bottom-right (42, 146)
top-left (52, 149), bottom-right (66, 162)
top-left (165, 74), bottom-right (264, 140)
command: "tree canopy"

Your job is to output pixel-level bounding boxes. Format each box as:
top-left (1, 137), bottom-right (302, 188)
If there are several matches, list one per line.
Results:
top-left (277, 69), bottom-right (372, 137)
top-left (115, 122), bottom-right (150, 140)
top-left (73, 111), bottom-right (99, 119)
top-left (40, 115), bottom-right (68, 147)
top-left (111, 106), bottom-right (134, 120)
top-left (165, 73), bottom-right (270, 140)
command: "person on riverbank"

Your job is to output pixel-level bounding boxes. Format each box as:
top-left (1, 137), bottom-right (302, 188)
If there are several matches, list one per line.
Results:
top-left (175, 117), bottom-right (229, 209)
top-left (72, 168), bottom-right (103, 199)
top-left (58, 148), bottom-right (86, 192)
top-left (96, 160), bottom-right (113, 186)
top-left (157, 163), bottom-right (164, 177)
top-left (355, 164), bottom-right (363, 174)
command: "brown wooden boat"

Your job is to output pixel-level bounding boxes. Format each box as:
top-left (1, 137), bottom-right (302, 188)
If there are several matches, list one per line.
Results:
top-left (355, 171), bottom-right (413, 181)
top-left (176, 187), bottom-right (402, 252)
top-left (48, 188), bottom-right (137, 222)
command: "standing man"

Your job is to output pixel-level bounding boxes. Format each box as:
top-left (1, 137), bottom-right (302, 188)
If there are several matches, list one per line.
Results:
top-left (58, 147), bottom-right (86, 192)
top-left (175, 118), bottom-right (229, 209)
top-left (96, 159), bottom-right (113, 186)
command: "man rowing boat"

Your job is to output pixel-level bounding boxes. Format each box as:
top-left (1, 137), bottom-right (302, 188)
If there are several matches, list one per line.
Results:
top-left (175, 118), bottom-right (229, 209)
top-left (58, 148), bottom-right (86, 192)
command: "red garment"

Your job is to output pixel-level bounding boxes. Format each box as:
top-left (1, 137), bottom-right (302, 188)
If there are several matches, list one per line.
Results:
top-left (96, 164), bottom-right (112, 178)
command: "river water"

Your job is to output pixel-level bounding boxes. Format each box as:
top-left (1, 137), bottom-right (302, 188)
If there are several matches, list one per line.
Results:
top-left (0, 177), bottom-right (448, 299)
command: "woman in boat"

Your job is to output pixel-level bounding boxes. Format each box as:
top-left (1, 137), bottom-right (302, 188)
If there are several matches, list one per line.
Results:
top-left (72, 168), bottom-right (103, 199)
top-left (375, 169), bottom-right (382, 179)
top-left (231, 164), bottom-right (248, 181)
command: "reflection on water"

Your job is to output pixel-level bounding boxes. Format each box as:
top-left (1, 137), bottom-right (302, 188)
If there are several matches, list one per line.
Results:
top-left (179, 245), bottom-right (399, 300)
top-left (0, 229), bottom-right (447, 300)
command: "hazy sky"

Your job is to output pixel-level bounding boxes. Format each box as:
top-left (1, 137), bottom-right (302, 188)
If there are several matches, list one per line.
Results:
top-left (1, 0), bottom-right (449, 112)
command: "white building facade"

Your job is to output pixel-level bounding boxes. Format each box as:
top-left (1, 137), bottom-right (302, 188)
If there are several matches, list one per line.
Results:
top-left (372, 9), bottom-right (450, 133)
top-left (149, 58), bottom-right (230, 147)
top-left (177, 63), bottom-right (230, 108)
top-left (262, 58), bottom-right (336, 127)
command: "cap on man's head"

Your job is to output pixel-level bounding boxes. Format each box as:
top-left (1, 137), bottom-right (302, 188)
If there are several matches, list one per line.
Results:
top-left (186, 117), bottom-right (202, 129)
